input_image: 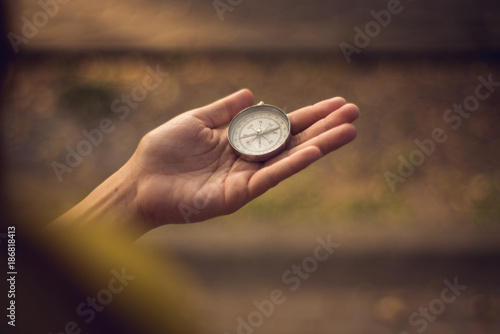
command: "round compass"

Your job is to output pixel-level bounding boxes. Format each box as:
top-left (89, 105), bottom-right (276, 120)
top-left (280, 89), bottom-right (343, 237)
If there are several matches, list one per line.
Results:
top-left (228, 102), bottom-right (291, 162)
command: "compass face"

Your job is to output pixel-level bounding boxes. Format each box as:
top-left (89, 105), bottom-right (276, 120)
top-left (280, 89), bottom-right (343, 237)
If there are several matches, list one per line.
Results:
top-left (228, 104), bottom-right (291, 162)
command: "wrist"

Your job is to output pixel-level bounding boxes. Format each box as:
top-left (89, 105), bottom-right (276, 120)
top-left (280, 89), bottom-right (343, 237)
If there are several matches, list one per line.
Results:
top-left (49, 160), bottom-right (147, 237)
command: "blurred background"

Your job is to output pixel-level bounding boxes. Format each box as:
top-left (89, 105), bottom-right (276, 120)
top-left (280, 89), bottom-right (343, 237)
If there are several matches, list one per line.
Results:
top-left (1, 0), bottom-right (500, 333)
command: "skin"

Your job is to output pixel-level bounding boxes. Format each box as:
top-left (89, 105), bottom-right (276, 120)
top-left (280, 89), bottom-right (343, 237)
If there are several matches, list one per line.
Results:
top-left (50, 89), bottom-right (359, 238)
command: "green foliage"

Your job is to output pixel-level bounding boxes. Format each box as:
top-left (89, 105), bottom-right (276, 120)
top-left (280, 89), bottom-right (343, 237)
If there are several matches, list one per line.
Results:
top-left (58, 83), bottom-right (115, 121)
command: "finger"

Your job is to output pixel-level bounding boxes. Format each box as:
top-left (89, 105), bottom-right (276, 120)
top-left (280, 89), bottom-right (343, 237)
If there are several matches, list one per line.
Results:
top-left (263, 123), bottom-right (357, 167)
top-left (289, 123), bottom-right (357, 158)
top-left (193, 89), bottom-right (254, 129)
top-left (288, 97), bottom-right (347, 135)
top-left (248, 146), bottom-right (322, 199)
top-left (290, 103), bottom-right (360, 148)
top-left (248, 123), bottom-right (356, 199)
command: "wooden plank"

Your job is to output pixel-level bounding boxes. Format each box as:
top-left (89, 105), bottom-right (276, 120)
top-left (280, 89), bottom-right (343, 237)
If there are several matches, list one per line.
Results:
top-left (6, 0), bottom-right (500, 53)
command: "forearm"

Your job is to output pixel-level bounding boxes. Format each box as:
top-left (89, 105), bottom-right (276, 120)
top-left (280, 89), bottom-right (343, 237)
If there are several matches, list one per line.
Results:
top-left (48, 161), bottom-right (147, 237)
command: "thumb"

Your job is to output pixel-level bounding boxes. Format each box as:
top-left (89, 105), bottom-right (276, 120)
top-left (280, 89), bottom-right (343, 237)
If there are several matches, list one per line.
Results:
top-left (193, 89), bottom-right (254, 128)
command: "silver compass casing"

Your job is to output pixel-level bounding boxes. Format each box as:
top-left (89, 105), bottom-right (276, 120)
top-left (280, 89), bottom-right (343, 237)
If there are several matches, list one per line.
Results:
top-left (228, 102), bottom-right (291, 162)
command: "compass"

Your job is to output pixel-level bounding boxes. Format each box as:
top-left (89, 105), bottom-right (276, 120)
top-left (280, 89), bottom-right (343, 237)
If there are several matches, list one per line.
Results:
top-left (228, 102), bottom-right (292, 162)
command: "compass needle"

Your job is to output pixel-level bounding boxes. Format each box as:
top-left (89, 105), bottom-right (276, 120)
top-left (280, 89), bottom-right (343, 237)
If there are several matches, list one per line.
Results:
top-left (239, 133), bottom-right (258, 140)
top-left (260, 127), bottom-right (280, 135)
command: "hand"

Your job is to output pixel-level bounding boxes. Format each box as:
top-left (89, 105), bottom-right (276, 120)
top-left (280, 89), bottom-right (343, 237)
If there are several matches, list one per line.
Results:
top-left (50, 89), bottom-right (359, 236)
top-left (131, 89), bottom-right (359, 227)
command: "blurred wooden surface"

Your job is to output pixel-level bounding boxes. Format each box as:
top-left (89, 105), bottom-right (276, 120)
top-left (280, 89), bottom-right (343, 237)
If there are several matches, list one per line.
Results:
top-left (7, 0), bottom-right (500, 53)
top-left (142, 223), bottom-right (500, 334)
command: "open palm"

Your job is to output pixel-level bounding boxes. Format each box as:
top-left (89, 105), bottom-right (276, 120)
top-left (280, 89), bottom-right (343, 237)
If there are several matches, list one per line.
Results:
top-left (130, 89), bottom-right (359, 227)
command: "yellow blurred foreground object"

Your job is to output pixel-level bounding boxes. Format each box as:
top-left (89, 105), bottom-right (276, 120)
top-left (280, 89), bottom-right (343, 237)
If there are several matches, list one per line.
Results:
top-left (16, 218), bottom-right (200, 334)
